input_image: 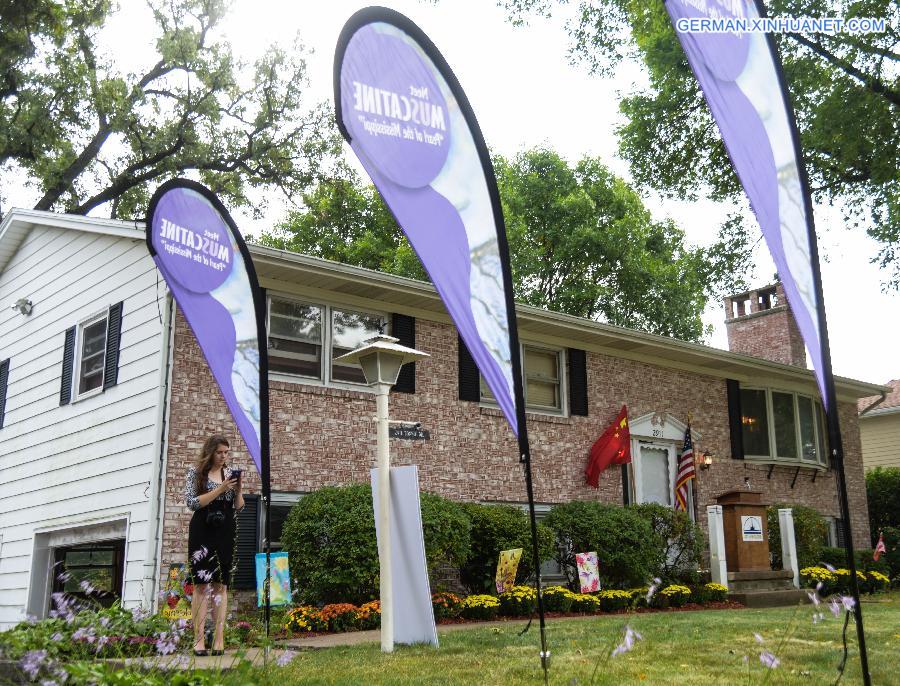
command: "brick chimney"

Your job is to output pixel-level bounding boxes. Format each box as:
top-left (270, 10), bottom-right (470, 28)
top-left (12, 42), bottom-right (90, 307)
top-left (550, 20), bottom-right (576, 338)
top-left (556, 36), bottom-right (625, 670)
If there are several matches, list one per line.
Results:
top-left (724, 282), bottom-right (806, 367)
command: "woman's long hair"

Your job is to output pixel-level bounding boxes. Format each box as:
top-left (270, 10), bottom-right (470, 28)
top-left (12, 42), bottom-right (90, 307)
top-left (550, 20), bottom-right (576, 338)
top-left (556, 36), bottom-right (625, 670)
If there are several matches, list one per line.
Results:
top-left (195, 435), bottom-right (229, 495)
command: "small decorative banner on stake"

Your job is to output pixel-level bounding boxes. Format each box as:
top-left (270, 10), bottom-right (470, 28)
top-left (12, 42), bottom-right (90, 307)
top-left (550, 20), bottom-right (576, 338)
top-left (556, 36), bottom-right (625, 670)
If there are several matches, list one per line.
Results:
top-left (576, 552), bottom-right (600, 593)
top-left (161, 564), bottom-right (192, 621)
top-left (495, 548), bottom-right (523, 594)
top-left (255, 552), bottom-right (292, 607)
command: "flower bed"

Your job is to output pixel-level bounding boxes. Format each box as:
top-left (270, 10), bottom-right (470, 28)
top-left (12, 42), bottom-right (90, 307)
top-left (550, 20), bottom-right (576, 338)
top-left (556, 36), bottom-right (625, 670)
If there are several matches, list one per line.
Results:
top-left (800, 566), bottom-right (891, 596)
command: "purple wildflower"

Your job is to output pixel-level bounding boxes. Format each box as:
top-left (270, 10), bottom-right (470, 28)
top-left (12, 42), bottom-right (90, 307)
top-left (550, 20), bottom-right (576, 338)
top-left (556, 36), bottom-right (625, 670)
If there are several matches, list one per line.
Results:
top-left (191, 547), bottom-right (208, 563)
top-left (759, 650), bottom-right (780, 669)
top-left (197, 569), bottom-right (213, 582)
top-left (276, 650), bottom-right (297, 667)
top-left (19, 650), bottom-right (47, 679)
top-left (96, 635), bottom-right (109, 651)
top-left (828, 599), bottom-right (842, 618)
top-left (155, 631), bottom-right (178, 655)
top-left (807, 591), bottom-right (820, 607)
top-left (56, 570), bottom-right (71, 583)
top-left (99, 617), bottom-right (110, 628)
top-left (645, 578), bottom-right (661, 604)
top-left (41, 680), bottom-right (59, 686)
top-left (840, 595), bottom-right (856, 612)
top-left (131, 606), bottom-right (149, 622)
top-left (812, 612), bottom-right (825, 625)
top-left (72, 626), bottom-right (96, 643)
top-left (822, 562), bottom-right (836, 572)
top-left (78, 580), bottom-right (95, 595)
top-left (50, 632), bottom-right (63, 642)
top-left (753, 632), bottom-right (764, 644)
top-left (611, 625), bottom-right (642, 657)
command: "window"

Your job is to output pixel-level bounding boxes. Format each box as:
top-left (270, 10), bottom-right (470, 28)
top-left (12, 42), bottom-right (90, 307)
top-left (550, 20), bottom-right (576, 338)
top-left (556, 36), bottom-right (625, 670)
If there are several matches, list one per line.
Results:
top-left (267, 295), bottom-right (386, 386)
top-left (60, 302), bottom-right (123, 406)
top-left (265, 493), bottom-right (305, 552)
top-left (52, 539), bottom-right (126, 608)
top-left (481, 345), bottom-right (565, 413)
top-left (740, 388), bottom-right (828, 466)
top-left (76, 314), bottom-right (108, 397)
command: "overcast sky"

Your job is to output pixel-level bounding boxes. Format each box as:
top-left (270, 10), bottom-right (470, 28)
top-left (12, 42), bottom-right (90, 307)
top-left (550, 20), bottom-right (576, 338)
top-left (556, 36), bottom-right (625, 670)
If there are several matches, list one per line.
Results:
top-left (10, 0), bottom-right (899, 386)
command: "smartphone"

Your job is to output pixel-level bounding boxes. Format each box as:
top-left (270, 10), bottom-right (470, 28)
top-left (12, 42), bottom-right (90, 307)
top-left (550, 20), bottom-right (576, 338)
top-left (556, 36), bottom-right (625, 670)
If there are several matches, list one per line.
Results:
top-left (231, 469), bottom-right (242, 481)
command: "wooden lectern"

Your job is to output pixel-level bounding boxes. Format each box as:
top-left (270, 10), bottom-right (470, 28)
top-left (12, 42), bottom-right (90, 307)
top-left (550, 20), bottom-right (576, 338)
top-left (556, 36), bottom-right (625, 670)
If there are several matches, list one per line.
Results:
top-left (716, 490), bottom-right (769, 572)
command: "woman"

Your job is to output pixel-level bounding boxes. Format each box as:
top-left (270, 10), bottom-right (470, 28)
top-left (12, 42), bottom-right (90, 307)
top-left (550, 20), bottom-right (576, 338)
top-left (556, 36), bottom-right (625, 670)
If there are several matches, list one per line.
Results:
top-left (184, 435), bottom-right (244, 656)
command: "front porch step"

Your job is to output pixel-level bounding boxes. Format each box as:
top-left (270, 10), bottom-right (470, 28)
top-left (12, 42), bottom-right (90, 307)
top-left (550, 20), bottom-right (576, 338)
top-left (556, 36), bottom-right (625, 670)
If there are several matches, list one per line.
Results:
top-left (729, 578), bottom-right (797, 592)
top-left (728, 589), bottom-right (809, 608)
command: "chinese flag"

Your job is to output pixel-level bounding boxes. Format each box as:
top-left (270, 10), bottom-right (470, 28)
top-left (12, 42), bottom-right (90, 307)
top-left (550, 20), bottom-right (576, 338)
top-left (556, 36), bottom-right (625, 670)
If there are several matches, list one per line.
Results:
top-left (585, 405), bottom-right (631, 488)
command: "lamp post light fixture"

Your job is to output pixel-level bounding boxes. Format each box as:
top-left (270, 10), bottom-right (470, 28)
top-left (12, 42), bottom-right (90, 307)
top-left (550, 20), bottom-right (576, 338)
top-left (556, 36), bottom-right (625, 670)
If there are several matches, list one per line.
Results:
top-left (334, 333), bottom-right (429, 653)
top-left (697, 451), bottom-right (713, 470)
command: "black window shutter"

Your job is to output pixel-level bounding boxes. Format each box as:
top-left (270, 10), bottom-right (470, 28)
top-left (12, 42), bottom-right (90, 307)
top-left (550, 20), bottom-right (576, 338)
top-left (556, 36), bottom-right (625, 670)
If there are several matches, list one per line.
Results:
top-left (103, 301), bottom-right (124, 390)
top-left (726, 379), bottom-right (744, 459)
top-left (458, 334), bottom-right (480, 402)
top-left (835, 519), bottom-right (847, 548)
top-left (0, 359), bottom-right (9, 429)
top-left (392, 313), bottom-right (416, 394)
top-left (233, 494), bottom-right (259, 590)
top-left (621, 464), bottom-right (631, 505)
top-left (60, 327), bottom-right (76, 405)
top-left (568, 348), bottom-right (588, 416)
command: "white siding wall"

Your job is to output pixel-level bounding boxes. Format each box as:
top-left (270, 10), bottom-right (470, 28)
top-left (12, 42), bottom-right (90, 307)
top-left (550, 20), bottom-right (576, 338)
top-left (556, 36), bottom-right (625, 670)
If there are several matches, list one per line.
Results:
top-left (0, 224), bottom-right (165, 629)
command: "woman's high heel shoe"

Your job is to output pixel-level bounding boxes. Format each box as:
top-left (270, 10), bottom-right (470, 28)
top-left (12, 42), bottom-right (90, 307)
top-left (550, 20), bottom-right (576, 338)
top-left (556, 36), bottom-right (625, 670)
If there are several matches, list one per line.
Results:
top-left (193, 649), bottom-right (209, 657)
top-left (211, 649), bottom-right (224, 656)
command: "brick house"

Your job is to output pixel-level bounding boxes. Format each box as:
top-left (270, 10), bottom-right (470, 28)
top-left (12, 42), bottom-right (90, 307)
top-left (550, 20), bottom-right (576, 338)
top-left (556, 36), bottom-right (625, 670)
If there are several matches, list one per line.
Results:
top-left (858, 380), bottom-right (900, 471)
top-left (0, 210), bottom-right (883, 620)
top-left (159, 253), bottom-right (884, 598)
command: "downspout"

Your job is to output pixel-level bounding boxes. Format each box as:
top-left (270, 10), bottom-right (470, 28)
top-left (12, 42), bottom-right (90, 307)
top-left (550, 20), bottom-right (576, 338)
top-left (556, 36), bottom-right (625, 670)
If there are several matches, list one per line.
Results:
top-left (143, 293), bottom-right (175, 611)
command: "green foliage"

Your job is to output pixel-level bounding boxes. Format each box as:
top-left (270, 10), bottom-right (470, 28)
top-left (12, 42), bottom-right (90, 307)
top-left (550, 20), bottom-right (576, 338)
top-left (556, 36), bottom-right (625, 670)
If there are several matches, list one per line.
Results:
top-left (878, 526), bottom-right (900, 580)
top-left (767, 504), bottom-right (826, 571)
top-left (458, 503), bottom-right (554, 594)
top-left (820, 546), bottom-right (890, 577)
top-left (272, 148), bottom-right (751, 342)
top-left (544, 501), bottom-right (662, 589)
top-left (0, 0), bottom-right (339, 218)
top-left (497, 585), bottom-right (538, 616)
top-left (431, 592), bottom-right (463, 620)
top-left (542, 585), bottom-right (576, 613)
top-left (503, 0), bottom-right (900, 288)
top-left (629, 502), bottom-right (704, 583)
top-left (280, 484), bottom-right (471, 605)
top-left (866, 467), bottom-right (900, 535)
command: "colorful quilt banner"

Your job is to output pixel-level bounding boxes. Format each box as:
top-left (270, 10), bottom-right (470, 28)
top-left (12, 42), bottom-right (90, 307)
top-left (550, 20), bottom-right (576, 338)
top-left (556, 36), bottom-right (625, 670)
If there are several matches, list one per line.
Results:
top-left (496, 548), bottom-right (523, 594)
top-left (335, 8), bottom-right (521, 435)
top-left (576, 552), bottom-right (600, 594)
top-left (146, 180), bottom-right (266, 473)
top-left (665, 0), bottom-right (826, 405)
top-left (255, 552), bottom-right (292, 607)
top-left (161, 564), bottom-right (192, 621)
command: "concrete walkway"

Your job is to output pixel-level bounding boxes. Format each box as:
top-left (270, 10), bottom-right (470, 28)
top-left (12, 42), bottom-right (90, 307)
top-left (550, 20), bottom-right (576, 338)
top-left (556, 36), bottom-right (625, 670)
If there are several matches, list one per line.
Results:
top-left (281, 617), bottom-right (533, 649)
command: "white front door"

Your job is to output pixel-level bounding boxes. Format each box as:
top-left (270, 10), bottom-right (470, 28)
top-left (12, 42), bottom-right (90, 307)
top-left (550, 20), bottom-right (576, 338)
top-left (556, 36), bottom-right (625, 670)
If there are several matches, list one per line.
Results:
top-left (633, 441), bottom-right (677, 508)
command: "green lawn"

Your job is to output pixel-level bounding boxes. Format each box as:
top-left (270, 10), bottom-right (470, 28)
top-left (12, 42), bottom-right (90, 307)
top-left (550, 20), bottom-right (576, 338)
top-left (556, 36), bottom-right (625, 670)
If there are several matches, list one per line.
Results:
top-left (278, 595), bottom-right (899, 685)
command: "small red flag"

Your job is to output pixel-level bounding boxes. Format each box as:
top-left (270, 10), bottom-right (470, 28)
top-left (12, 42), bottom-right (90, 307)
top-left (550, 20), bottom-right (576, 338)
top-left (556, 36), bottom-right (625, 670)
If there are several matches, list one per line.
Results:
top-left (585, 405), bottom-right (631, 488)
top-left (874, 533), bottom-right (886, 562)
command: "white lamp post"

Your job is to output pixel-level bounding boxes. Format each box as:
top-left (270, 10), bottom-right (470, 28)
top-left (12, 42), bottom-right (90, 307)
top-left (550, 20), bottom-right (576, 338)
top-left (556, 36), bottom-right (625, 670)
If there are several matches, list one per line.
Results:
top-left (334, 333), bottom-right (429, 653)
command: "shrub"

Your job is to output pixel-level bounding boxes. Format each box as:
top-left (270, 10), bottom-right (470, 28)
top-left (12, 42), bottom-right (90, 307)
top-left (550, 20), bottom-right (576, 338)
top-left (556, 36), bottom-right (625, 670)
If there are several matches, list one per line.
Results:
top-left (431, 592), bottom-right (462, 620)
top-left (542, 586), bottom-right (575, 613)
top-left (570, 593), bottom-right (602, 613)
top-left (460, 595), bottom-right (500, 620)
top-left (319, 603), bottom-right (359, 632)
top-left (356, 601), bottom-right (381, 630)
top-left (544, 502), bottom-right (662, 589)
top-left (820, 546), bottom-right (890, 577)
top-left (458, 503), bottom-right (554, 594)
top-left (657, 584), bottom-right (691, 608)
top-left (868, 571), bottom-right (891, 593)
top-left (800, 566), bottom-right (838, 595)
top-left (597, 589), bottom-right (631, 612)
top-left (281, 484), bottom-right (472, 605)
top-left (831, 568), bottom-right (867, 595)
top-left (284, 606), bottom-right (324, 634)
top-left (498, 585), bottom-right (537, 616)
top-left (767, 504), bottom-right (826, 571)
top-left (629, 503), bottom-right (704, 583)
top-left (866, 467), bottom-right (900, 534)
top-left (700, 582), bottom-right (728, 603)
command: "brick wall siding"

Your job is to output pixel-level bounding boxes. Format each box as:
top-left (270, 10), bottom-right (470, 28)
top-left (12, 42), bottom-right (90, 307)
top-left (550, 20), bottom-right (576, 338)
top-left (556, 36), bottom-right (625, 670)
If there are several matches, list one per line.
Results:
top-left (159, 310), bottom-right (870, 600)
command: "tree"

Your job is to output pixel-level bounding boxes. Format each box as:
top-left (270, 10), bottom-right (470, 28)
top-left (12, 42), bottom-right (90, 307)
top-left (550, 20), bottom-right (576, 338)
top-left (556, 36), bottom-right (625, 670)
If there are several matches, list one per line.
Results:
top-left (267, 148), bottom-right (749, 341)
top-left (260, 168), bottom-right (428, 281)
top-left (0, 0), bottom-right (339, 219)
top-left (502, 0), bottom-right (900, 286)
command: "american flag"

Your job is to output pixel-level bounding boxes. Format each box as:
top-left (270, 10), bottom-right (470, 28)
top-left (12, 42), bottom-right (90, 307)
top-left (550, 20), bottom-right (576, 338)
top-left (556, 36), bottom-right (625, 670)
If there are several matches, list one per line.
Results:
top-left (674, 422), bottom-right (695, 512)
